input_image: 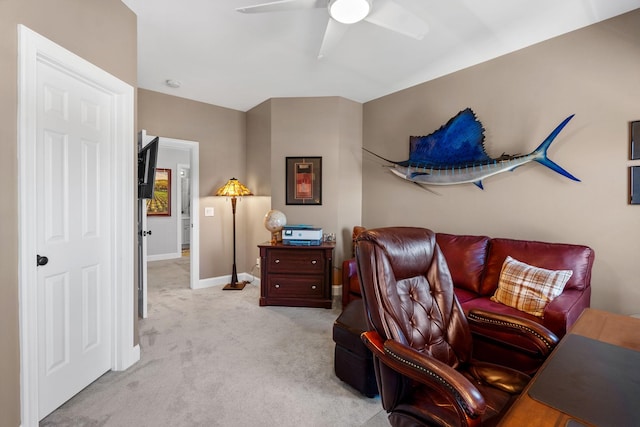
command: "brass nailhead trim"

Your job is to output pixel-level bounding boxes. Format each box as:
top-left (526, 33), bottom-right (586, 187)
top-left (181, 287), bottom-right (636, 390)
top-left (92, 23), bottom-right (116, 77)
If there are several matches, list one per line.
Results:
top-left (384, 347), bottom-right (477, 420)
top-left (467, 312), bottom-right (553, 349)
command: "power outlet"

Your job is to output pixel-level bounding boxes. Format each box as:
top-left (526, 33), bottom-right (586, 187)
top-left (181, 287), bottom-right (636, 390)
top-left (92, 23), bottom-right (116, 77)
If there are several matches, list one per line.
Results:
top-left (256, 257), bottom-right (261, 267)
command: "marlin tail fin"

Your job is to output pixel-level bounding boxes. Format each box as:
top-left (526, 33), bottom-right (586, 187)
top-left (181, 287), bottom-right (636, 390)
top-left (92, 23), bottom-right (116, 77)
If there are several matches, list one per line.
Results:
top-left (532, 114), bottom-right (580, 182)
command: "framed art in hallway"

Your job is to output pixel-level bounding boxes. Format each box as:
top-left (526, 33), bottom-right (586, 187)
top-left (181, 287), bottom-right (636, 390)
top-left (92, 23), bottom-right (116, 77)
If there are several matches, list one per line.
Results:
top-left (147, 168), bottom-right (171, 216)
top-left (286, 156), bottom-right (322, 205)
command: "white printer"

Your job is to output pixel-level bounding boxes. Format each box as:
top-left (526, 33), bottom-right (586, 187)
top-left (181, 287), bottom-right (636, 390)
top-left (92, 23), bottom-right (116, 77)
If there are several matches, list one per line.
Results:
top-left (282, 225), bottom-right (323, 246)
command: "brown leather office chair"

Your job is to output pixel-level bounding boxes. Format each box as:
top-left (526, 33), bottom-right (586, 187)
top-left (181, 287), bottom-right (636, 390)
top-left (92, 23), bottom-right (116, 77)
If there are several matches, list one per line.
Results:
top-left (356, 227), bottom-right (530, 427)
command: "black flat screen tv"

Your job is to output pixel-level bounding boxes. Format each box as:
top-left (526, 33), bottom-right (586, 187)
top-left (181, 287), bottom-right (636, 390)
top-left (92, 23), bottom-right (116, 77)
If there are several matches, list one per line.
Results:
top-left (138, 137), bottom-right (159, 199)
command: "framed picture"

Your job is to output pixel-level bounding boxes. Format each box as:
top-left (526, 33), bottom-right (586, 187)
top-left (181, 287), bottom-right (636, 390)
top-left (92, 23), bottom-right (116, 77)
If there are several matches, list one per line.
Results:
top-left (286, 157), bottom-right (322, 205)
top-left (631, 121), bottom-right (640, 160)
top-left (147, 168), bottom-right (171, 216)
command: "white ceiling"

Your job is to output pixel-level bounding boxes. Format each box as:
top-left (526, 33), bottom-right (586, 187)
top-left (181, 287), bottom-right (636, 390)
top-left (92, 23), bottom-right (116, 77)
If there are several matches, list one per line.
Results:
top-left (121, 0), bottom-right (639, 112)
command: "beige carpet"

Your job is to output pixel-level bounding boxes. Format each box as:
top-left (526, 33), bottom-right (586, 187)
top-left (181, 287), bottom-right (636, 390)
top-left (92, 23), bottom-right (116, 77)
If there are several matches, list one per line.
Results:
top-left (41, 256), bottom-right (387, 426)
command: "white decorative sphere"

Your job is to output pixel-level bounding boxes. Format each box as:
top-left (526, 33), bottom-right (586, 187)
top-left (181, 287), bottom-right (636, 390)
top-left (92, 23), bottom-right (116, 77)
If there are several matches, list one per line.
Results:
top-left (264, 209), bottom-right (287, 233)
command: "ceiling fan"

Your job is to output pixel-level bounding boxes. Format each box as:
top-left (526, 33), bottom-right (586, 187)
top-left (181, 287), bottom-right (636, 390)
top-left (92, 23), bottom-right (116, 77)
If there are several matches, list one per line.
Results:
top-left (236, 0), bottom-right (429, 59)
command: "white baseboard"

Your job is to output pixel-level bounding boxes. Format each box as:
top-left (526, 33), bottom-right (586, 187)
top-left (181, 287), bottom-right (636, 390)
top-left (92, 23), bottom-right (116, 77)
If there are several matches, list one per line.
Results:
top-left (117, 344), bottom-right (140, 371)
top-left (196, 272), bottom-right (260, 289)
top-left (332, 285), bottom-right (342, 297)
top-left (147, 252), bottom-right (181, 262)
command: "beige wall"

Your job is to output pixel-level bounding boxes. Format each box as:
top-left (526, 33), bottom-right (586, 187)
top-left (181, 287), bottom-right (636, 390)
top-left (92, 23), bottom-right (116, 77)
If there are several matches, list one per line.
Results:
top-left (139, 95), bottom-right (364, 285)
top-left (246, 100), bottom-right (273, 196)
top-left (137, 89), bottom-right (249, 280)
top-left (247, 97), bottom-right (363, 267)
top-left (362, 10), bottom-right (640, 315)
top-left (245, 101), bottom-right (275, 270)
top-left (140, 95), bottom-right (364, 287)
top-left (336, 98), bottom-right (364, 260)
top-left (138, 94), bottom-right (362, 288)
top-left (0, 0), bottom-right (137, 424)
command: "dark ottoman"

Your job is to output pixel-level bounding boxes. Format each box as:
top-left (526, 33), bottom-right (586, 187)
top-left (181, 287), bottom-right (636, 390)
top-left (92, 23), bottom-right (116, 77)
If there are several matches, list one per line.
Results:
top-left (332, 299), bottom-right (378, 397)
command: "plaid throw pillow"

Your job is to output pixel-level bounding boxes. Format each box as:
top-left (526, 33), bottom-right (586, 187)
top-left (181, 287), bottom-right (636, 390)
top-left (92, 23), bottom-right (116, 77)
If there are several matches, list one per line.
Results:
top-left (491, 256), bottom-right (573, 317)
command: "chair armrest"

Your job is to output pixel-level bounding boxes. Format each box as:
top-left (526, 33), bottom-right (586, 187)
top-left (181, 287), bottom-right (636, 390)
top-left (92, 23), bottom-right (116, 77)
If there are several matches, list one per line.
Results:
top-left (361, 331), bottom-right (486, 424)
top-left (467, 309), bottom-right (559, 358)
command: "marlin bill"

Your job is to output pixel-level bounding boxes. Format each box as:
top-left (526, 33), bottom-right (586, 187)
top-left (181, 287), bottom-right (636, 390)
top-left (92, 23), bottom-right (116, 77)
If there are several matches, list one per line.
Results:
top-left (364, 108), bottom-right (580, 189)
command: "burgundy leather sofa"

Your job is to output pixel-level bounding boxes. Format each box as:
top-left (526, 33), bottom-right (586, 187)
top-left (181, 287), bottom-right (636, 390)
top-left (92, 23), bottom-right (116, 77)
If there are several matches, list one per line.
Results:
top-left (340, 230), bottom-right (595, 375)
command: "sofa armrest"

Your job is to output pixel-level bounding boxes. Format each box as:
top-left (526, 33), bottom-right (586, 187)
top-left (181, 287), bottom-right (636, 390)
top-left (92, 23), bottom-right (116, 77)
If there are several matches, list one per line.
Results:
top-left (543, 287), bottom-right (591, 337)
top-left (467, 309), bottom-right (559, 358)
top-left (341, 258), bottom-right (360, 307)
top-left (361, 331), bottom-right (486, 426)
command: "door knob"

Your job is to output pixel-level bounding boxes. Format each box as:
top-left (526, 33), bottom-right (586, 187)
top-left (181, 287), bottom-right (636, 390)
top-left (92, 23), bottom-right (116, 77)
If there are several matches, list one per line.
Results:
top-left (37, 254), bottom-right (49, 266)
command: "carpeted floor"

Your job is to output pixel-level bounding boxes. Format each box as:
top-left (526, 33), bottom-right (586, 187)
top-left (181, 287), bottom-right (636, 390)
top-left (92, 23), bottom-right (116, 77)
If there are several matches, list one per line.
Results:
top-left (41, 256), bottom-right (388, 426)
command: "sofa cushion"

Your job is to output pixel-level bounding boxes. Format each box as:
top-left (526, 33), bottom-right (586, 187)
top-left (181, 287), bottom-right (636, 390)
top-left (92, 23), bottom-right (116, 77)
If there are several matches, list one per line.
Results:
top-left (491, 256), bottom-right (572, 317)
top-left (436, 233), bottom-right (489, 294)
top-left (480, 238), bottom-right (594, 296)
top-left (454, 287), bottom-right (479, 305)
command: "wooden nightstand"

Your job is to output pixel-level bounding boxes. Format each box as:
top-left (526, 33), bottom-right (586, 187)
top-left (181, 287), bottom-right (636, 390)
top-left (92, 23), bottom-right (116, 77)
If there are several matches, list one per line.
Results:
top-left (258, 242), bottom-right (335, 308)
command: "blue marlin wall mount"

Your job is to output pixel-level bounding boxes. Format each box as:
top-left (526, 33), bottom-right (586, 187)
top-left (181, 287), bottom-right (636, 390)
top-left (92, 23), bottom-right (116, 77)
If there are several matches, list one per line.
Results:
top-left (365, 108), bottom-right (580, 189)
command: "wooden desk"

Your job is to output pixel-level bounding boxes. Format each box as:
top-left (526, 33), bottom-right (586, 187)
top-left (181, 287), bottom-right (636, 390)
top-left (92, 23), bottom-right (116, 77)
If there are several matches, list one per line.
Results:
top-left (499, 308), bottom-right (640, 426)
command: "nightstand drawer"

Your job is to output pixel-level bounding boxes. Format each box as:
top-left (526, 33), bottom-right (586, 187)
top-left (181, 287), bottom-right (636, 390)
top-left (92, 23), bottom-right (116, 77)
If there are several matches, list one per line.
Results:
top-left (267, 275), bottom-right (324, 298)
top-left (266, 249), bottom-right (325, 273)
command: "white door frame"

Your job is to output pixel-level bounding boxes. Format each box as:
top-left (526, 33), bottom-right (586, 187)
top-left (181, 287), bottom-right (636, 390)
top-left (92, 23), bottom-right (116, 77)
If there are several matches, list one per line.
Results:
top-left (17, 25), bottom-right (139, 426)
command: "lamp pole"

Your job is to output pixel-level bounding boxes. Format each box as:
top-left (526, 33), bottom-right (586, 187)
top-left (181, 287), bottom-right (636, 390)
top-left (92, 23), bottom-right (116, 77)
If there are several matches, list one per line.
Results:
top-left (229, 195), bottom-right (239, 288)
top-left (215, 177), bottom-right (252, 291)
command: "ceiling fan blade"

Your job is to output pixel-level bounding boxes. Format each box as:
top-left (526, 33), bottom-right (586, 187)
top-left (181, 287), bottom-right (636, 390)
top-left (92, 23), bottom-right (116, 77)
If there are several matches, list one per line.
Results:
top-left (317, 18), bottom-right (350, 59)
top-left (364, 0), bottom-right (428, 40)
top-left (236, 0), bottom-right (327, 14)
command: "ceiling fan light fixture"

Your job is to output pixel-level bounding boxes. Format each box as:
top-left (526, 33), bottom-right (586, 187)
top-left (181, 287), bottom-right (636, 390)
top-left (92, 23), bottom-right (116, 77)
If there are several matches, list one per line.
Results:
top-left (329, 0), bottom-right (371, 25)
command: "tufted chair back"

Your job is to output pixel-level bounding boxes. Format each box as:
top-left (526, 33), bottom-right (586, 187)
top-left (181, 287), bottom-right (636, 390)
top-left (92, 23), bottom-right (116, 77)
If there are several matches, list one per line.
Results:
top-left (356, 227), bottom-right (477, 416)
top-left (356, 227), bottom-right (473, 365)
top-left (356, 227), bottom-right (531, 426)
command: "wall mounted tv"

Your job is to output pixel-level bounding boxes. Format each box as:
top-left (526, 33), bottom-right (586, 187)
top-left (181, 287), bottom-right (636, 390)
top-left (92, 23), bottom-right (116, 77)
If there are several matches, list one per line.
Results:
top-left (138, 137), bottom-right (159, 199)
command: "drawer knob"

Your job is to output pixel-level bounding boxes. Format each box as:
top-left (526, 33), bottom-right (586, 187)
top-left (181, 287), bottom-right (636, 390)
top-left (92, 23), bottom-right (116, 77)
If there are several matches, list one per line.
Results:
top-left (311, 260), bottom-right (317, 265)
top-left (274, 259), bottom-right (280, 264)
top-left (311, 285), bottom-right (317, 290)
top-left (275, 284), bottom-right (280, 288)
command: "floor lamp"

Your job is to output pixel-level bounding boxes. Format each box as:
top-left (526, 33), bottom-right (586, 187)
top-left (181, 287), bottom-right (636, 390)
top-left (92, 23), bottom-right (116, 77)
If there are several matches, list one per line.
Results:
top-left (215, 178), bottom-right (253, 290)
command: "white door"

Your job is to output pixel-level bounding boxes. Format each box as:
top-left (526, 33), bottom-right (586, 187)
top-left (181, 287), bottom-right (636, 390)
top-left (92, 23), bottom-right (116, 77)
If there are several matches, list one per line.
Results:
top-left (36, 54), bottom-right (112, 419)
